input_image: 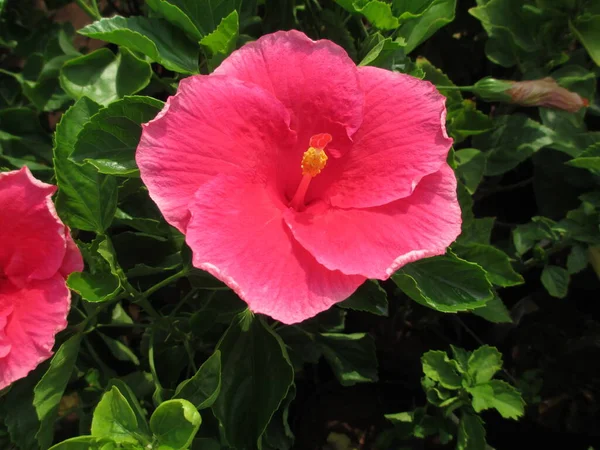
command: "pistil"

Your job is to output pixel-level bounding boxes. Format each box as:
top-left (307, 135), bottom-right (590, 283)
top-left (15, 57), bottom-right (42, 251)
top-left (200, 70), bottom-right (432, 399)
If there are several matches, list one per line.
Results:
top-left (289, 133), bottom-right (332, 210)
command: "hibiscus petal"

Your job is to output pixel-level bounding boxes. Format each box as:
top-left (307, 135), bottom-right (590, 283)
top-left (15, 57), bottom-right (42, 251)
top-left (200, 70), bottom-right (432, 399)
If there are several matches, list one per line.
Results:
top-left (185, 177), bottom-right (365, 324)
top-left (0, 167), bottom-right (66, 282)
top-left (0, 275), bottom-right (70, 389)
top-left (136, 75), bottom-right (296, 232)
top-left (214, 30), bottom-right (365, 200)
top-left (322, 66), bottom-right (453, 209)
top-left (214, 30), bottom-right (363, 138)
top-left (284, 165), bottom-right (462, 279)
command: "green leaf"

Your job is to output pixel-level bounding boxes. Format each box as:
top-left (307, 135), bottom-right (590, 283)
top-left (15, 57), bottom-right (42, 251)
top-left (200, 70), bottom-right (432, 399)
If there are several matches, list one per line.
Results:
top-left (397, 0), bottom-right (457, 55)
top-left (277, 326), bottom-right (322, 371)
top-left (512, 217), bottom-right (558, 256)
top-left (150, 399), bottom-right (201, 450)
top-left (106, 379), bottom-right (150, 436)
top-left (335, 0), bottom-right (400, 30)
top-left (174, 350), bottom-right (221, 410)
top-left (318, 333), bottom-right (378, 386)
top-left (338, 280), bottom-right (388, 316)
top-left (71, 96), bottom-right (163, 176)
top-left (146, 0), bottom-right (203, 40)
top-left (0, 107), bottom-right (53, 167)
top-left (421, 350), bottom-right (462, 389)
top-left (459, 216), bottom-right (495, 246)
top-left (200, 10), bottom-right (239, 71)
top-left (467, 0), bottom-right (555, 69)
top-left (53, 97), bottom-right (118, 233)
top-left (99, 333), bottom-right (140, 365)
top-left (540, 66), bottom-right (597, 157)
top-left (457, 412), bottom-right (486, 450)
top-left (567, 244), bottom-right (589, 274)
top-left (263, 385), bottom-right (296, 450)
top-left (472, 296), bottom-right (512, 324)
top-left (570, 15), bottom-right (600, 66)
top-left (79, 16), bottom-right (199, 74)
top-left (60, 48), bottom-right (152, 106)
top-left (91, 386), bottom-right (141, 445)
top-left (417, 57), bottom-right (461, 107)
top-left (392, 254), bottom-right (494, 312)
top-left (49, 436), bottom-right (112, 450)
top-left (467, 345), bottom-right (502, 385)
top-left (1, 368), bottom-right (44, 450)
top-left (157, 0), bottom-right (242, 38)
top-left (541, 265), bottom-right (570, 298)
top-left (448, 100), bottom-right (493, 143)
top-left (358, 34), bottom-right (406, 68)
top-left (213, 312), bottom-right (294, 450)
top-left (467, 380), bottom-right (525, 420)
top-left (567, 142), bottom-right (600, 174)
top-left (67, 271), bottom-right (121, 303)
top-left (454, 243), bottom-right (524, 287)
top-left (455, 148), bottom-right (487, 194)
top-left (33, 335), bottom-right (82, 449)
top-left (450, 345), bottom-right (471, 373)
top-left (473, 114), bottom-right (553, 176)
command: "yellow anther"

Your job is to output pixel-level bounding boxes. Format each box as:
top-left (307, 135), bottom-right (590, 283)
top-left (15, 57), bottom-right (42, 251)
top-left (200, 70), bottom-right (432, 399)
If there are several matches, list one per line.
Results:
top-left (301, 147), bottom-right (328, 177)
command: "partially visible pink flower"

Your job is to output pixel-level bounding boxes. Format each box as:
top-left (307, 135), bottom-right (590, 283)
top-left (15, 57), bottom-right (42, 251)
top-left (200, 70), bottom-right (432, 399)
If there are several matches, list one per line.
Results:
top-left (137, 31), bottom-right (461, 324)
top-left (0, 167), bottom-right (83, 390)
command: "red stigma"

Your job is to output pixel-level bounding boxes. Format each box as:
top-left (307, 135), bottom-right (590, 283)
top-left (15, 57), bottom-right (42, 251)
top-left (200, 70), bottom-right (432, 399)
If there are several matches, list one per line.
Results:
top-left (309, 133), bottom-right (332, 150)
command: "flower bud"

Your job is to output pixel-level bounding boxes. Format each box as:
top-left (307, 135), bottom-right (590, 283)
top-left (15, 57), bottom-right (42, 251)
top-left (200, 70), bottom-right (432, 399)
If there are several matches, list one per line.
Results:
top-left (473, 76), bottom-right (589, 112)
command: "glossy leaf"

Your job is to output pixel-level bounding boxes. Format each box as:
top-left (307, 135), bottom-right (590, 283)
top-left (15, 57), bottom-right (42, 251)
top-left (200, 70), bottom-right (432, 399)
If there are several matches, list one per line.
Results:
top-left (474, 114), bottom-right (554, 176)
top-left (455, 148), bottom-right (486, 194)
top-left (339, 280), bottom-right (388, 316)
top-left (468, 380), bottom-right (525, 419)
top-left (174, 350), bottom-right (221, 410)
top-left (541, 265), bottom-right (570, 298)
top-left (53, 97), bottom-right (118, 232)
top-left (33, 335), bottom-right (82, 449)
top-left (318, 332), bottom-right (378, 386)
top-left (146, 0), bottom-right (203, 40)
top-left (467, 345), bottom-right (502, 385)
top-left (421, 350), bottom-right (462, 389)
top-left (397, 0), bottom-right (457, 54)
top-left (71, 96), bottom-right (163, 176)
top-left (472, 296), bottom-right (512, 324)
top-left (392, 254), bottom-right (494, 312)
top-left (60, 48), bottom-right (152, 106)
top-left (457, 412), bottom-right (486, 450)
top-left (90, 386), bottom-right (141, 445)
top-left (335, 0), bottom-right (400, 30)
top-left (200, 10), bottom-right (239, 71)
top-left (570, 15), bottom-right (600, 66)
top-left (158, 0), bottom-right (242, 37)
top-left (455, 243), bottom-right (524, 287)
top-left (149, 399), bottom-right (201, 450)
top-left (213, 312), bottom-right (294, 450)
top-left (79, 16), bottom-right (199, 74)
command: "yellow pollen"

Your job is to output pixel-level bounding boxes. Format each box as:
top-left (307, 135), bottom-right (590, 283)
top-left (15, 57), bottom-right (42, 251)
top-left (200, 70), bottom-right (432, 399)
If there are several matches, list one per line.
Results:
top-left (301, 147), bottom-right (328, 177)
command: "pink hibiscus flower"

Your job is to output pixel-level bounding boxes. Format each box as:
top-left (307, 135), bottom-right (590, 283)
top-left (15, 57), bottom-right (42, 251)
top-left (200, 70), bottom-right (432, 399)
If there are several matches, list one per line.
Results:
top-left (137, 31), bottom-right (461, 324)
top-left (0, 167), bottom-right (83, 389)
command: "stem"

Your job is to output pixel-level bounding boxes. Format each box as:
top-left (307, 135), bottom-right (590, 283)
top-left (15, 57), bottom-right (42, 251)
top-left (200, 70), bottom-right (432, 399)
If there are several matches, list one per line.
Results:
top-left (140, 268), bottom-right (189, 300)
top-left (436, 85), bottom-right (474, 91)
top-left (97, 323), bottom-right (152, 329)
top-left (74, 0), bottom-right (101, 20)
top-left (170, 288), bottom-right (203, 317)
top-left (454, 316), bottom-right (519, 385)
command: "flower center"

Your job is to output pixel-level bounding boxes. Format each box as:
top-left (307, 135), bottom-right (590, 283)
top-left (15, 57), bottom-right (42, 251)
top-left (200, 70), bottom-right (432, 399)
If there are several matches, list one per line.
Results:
top-left (289, 133), bottom-right (332, 211)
